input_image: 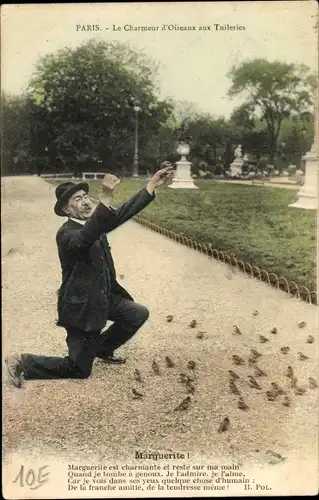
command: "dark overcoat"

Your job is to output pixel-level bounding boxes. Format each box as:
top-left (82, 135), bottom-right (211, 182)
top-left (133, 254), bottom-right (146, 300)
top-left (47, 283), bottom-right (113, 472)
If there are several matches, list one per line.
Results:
top-left (56, 187), bottom-right (155, 332)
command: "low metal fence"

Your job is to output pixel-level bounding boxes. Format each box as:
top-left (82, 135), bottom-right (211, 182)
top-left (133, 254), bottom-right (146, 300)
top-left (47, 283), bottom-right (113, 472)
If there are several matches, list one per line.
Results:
top-left (133, 215), bottom-right (317, 305)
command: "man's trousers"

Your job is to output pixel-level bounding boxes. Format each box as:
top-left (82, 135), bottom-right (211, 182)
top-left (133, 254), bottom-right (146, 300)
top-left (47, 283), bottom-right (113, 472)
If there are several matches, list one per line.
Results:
top-left (21, 294), bottom-right (149, 380)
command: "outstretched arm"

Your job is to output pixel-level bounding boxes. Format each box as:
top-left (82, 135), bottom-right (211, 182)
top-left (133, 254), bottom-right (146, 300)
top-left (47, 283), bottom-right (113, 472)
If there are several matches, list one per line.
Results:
top-left (109, 163), bottom-right (174, 228)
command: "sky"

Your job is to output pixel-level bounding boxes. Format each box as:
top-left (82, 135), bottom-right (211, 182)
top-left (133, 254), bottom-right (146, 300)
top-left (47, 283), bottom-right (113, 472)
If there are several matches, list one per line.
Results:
top-left (1, 2), bottom-right (318, 118)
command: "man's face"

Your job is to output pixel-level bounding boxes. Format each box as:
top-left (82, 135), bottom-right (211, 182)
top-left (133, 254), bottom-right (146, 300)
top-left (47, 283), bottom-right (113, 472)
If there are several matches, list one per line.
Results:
top-left (64, 190), bottom-right (93, 220)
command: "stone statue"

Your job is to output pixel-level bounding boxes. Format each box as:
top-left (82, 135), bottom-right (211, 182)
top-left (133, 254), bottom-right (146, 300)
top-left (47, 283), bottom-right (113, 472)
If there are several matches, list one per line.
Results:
top-left (234, 145), bottom-right (242, 159)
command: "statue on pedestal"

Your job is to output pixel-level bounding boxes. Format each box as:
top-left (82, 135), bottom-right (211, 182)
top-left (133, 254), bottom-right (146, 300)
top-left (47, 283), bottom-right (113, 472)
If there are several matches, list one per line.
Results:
top-left (229, 144), bottom-right (244, 178)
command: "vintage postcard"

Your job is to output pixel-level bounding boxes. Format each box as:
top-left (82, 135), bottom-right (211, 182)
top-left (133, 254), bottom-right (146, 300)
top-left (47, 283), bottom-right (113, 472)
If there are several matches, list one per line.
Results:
top-left (2, 1), bottom-right (318, 498)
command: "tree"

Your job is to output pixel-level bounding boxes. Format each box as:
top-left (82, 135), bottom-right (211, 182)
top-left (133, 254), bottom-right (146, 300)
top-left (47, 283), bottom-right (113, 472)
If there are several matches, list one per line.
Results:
top-left (27, 39), bottom-right (173, 174)
top-left (1, 93), bottom-right (36, 175)
top-left (228, 59), bottom-right (316, 164)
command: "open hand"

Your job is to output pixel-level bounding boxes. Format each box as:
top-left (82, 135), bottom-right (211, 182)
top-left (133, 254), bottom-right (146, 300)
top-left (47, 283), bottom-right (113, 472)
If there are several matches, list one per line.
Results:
top-left (150, 162), bottom-right (174, 187)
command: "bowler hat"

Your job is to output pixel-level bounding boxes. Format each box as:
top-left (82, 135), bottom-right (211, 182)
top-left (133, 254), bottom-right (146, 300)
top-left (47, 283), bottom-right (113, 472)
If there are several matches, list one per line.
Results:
top-left (54, 181), bottom-right (89, 216)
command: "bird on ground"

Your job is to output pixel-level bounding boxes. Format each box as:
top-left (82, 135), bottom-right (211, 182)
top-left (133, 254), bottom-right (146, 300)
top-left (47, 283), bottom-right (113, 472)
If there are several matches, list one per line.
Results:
top-left (251, 349), bottom-right (262, 358)
top-left (309, 377), bottom-right (318, 389)
top-left (134, 369), bottom-right (142, 383)
top-left (298, 321), bottom-right (306, 329)
top-left (266, 390), bottom-right (277, 401)
top-left (271, 327), bottom-right (277, 334)
top-left (271, 382), bottom-right (286, 395)
top-left (297, 352), bottom-right (309, 361)
top-left (132, 388), bottom-right (144, 399)
top-left (254, 366), bottom-right (267, 377)
top-left (266, 450), bottom-right (286, 461)
top-left (166, 315), bottom-right (174, 323)
top-left (294, 387), bottom-right (306, 396)
top-left (238, 397), bottom-right (249, 410)
top-left (306, 335), bottom-right (315, 344)
top-left (165, 356), bottom-right (174, 368)
top-left (186, 380), bottom-right (195, 394)
top-left (280, 346), bottom-right (290, 354)
top-left (189, 320), bottom-right (197, 328)
top-left (178, 373), bottom-right (194, 384)
top-left (232, 355), bottom-right (244, 365)
top-left (228, 370), bottom-right (240, 380)
top-left (286, 366), bottom-right (294, 379)
top-left (233, 325), bottom-right (242, 335)
top-left (253, 310), bottom-right (259, 316)
top-left (248, 356), bottom-right (257, 365)
top-left (248, 376), bottom-right (262, 389)
top-left (152, 360), bottom-right (160, 375)
top-left (229, 380), bottom-right (241, 395)
top-left (290, 377), bottom-right (298, 388)
top-left (187, 360), bottom-right (196, 370)
top-left (259, 335), bottom-right (269, 343)
top-left (218, 417), bottom-right (230, 433)
top-left (282, 396), bottom-right (290, 407)
top-left (196, 331), bottom-right (205, 339)
top-left (174, 396), bottom-right (191, 411)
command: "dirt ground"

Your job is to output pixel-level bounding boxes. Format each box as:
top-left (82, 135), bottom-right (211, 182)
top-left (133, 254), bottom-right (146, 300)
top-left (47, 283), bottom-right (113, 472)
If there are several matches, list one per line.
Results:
top-left (2, 176), bottom-right (318, 495)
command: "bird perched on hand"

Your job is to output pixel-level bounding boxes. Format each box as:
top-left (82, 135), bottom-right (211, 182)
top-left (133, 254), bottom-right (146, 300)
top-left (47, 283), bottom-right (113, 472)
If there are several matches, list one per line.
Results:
top-left (298, 321), bottom-right (306, 329)
top-left (187, 360), bottom-right (196, 370)
top-left (309, 377), bottom-right (318, 389)
top-left (174, 396), bottom-right (191, 411)
top-left (238, 397), bottom-right (249, 410)
top-left (248, 376), bottom-right (262, 389)
top-left (229, 380), bottom-right (241, 395)
top-left (152, 360), bottom-right (160, 375)
top-left (228, 370), bottom-right (240, 380)
top-left (254, 366), bottom-right (267, 378)
top-left (218, 417), bottom-right (230, 433)
top-left (294, 386), bottom-right (306, 396)
top-left (259, 335), bottom-right (269, 343)
top-left (189, 320), bottom-right (197, 328)
top-left (306, 335), bottom-right (315, 344)
top-left (166, 315), bottom-right (174, 323)
top-left (280, 346), bottom-right (290, 354)
top-left (271, 327), bottom-right (277, 334)
top-left (132, 388), bottom-right (144, 399)
top-left (232, 325), bottom-right (242, 335)
top-left (186, 380), bottom-right (195, 394)
top-left (196, 331), bottom-right (205, 339)
top-left (297, 352), bottom-right (309, 361)
top-left (134, 369), bottom-right (142, 383)
top-left (282, 396), bottom-right (290, 407)
top-left (271, 382), bottom-right (286, 395)
top-left (165, 356), bottom-right (174, 368)
top-left (232, 355), bottom-right (244, 365)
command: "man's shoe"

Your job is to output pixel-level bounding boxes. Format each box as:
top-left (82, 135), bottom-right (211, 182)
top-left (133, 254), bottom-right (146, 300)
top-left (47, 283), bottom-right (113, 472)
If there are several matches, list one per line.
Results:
top-left (5, 353), bottom-right (24, 388)
top-left (102, 355), bottom-right (126, 365)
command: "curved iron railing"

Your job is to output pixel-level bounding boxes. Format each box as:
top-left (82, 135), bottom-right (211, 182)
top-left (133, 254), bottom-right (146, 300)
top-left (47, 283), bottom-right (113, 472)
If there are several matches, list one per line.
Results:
top-left (134, 215), bottom-right (317, 305)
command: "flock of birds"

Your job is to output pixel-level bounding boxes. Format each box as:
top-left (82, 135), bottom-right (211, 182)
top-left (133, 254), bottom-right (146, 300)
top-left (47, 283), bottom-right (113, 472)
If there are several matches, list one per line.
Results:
top-left (130, 312), bottom-right (317, 434)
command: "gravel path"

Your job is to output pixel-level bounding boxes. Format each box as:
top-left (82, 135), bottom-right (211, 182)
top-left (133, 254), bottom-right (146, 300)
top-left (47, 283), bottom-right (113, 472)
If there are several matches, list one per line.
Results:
top-left (2, 176), bottom-right (318, 494)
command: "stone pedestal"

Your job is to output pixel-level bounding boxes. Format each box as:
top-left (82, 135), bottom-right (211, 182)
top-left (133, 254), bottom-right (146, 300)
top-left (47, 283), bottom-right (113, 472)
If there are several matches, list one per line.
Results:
top-left (169, 142), bottom-right (198, 189)
top-left (169, 159), bottom-right (198, 189)
top-left (289, 144), bottom-right (318, 210)
top-left (229, 158), bottom-right (244, 177)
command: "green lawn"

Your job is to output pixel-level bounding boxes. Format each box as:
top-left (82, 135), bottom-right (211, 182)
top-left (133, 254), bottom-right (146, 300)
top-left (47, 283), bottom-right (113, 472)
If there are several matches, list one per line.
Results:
top-left (51, 179), bottom-right (317, 291)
